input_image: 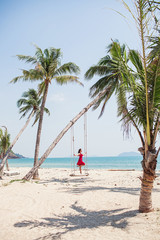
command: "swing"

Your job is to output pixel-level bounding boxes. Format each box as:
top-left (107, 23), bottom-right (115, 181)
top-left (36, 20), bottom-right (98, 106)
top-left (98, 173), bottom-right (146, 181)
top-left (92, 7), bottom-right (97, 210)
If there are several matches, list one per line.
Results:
top-left (70, 112), bottom-right (89, 177)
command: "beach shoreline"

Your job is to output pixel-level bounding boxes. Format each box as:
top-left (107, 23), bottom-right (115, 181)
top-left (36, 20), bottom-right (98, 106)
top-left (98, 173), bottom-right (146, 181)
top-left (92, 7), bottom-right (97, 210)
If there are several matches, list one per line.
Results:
top-left (0, 168), bottom-right (160, 240)
top-left (7, 156), bottom-right (154, 170)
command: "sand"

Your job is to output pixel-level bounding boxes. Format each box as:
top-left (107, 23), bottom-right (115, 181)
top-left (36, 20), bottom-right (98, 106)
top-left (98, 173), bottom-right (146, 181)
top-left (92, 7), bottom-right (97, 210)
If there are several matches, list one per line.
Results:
top-left (0, 167), bottom-right (160, 240)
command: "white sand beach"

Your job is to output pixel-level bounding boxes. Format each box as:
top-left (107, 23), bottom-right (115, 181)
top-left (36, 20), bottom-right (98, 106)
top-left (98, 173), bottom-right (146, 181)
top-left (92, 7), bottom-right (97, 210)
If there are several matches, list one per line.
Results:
top-left (0, 168), bottom-right (160, 240)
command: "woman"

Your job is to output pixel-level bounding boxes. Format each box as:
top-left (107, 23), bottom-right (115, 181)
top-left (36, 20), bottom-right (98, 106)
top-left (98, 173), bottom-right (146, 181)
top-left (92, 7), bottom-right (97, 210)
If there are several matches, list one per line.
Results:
top-left (74, 148), bottom-right (86, 174)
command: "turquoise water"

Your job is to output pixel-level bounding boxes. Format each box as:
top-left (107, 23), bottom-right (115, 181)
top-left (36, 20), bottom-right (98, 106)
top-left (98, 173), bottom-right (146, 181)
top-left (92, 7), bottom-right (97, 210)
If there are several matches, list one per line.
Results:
top-left (7, 156), bottom-right (160, 170)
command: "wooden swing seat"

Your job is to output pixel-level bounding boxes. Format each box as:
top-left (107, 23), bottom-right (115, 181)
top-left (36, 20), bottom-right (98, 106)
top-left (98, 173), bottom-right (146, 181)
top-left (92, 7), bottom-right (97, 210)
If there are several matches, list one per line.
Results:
top-left (70, 173), bottom-right (89, 177)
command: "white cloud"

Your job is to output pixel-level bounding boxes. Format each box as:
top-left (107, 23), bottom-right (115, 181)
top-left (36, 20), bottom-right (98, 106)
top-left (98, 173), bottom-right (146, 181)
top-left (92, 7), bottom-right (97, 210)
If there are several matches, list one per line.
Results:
top-left (49, 93), bottom-right (65, 102)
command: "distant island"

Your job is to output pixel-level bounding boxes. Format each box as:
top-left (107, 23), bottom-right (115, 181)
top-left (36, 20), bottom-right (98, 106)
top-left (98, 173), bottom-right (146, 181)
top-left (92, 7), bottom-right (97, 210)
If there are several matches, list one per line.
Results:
top-left (0, 152), bottom-right (26, 159)
top-left (14, 153), bottom-right (26, 158)
top-left (118, 151), bottom-right (140, 157)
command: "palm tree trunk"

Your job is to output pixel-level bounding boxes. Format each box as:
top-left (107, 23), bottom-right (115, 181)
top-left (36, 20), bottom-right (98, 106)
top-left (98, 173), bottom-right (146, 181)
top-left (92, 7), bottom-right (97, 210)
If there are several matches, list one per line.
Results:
top-left (139, 150), bottom-right (157, 212)
top-left (33, 82), bottom-right (49, 179)
top-left (4, 148), bottom-right (9, 171)
top-left (0, 153), bottom-right (5, 174)
top-left (0, 111), bottom-right (34, 179)
top-left (23, 89), bottom-right (107, 180)
top-left (6, 159), bottom-right (9, 171)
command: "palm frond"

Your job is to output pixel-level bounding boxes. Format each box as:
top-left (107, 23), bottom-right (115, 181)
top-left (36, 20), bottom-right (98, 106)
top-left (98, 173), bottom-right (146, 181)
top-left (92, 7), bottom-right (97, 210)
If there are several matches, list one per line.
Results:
top-left (22, 88), bottom-right (39, 99)
top-left (32, 112), bottom-right (40, 126)
top-left (17, 98), bottom-right (27, 108)
top-left (16, 55), bottom-right (37, 64)
top-left (44, 107), bottom-right (50, 115)
top-left (129, 49), bottom-right (144, 83)
top-left (44, 49), bottom-right (50, 59)
top-left (89, 74), bottom-right (118, 98)
top-left (98, 84), bottom-right (117, 118)
top-left (121, 0), bottom-right (137, 23)
top-left (33, 43), bottom-right (44, 60)
top-left (19, 107), bottom-right (31, 119)
top-left (10, 75), bottom-right (24, 83)
top-left (148, 56), bottom-right (160, 111)
top-left (32, 106), bottom-right (50, 126)
top-left (116, 81), bottom-right (131, 137)
top-left (49, 48), bottom-right (62, 62)
top-left (98, 55), bottom-right (111, 65)
top-left (21, 69), bottom-right (44, 81)
top-left (54, 62), bottom-right (80, 76)
top-left (55, 75), bottom-right (83, 86)
top-left (0, 128), bottom-right (3, 139)
top-left (85, 65), bottom-right (112, 80)
top-left (149, 36), bottom-right (160, 59)
top-left (38, 82), bottom-right (46, 96)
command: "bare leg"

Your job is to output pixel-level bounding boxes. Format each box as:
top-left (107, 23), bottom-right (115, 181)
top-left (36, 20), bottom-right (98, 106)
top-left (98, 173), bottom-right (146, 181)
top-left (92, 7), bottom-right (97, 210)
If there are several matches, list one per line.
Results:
top-left (79, 166), bottom-right (82, 174)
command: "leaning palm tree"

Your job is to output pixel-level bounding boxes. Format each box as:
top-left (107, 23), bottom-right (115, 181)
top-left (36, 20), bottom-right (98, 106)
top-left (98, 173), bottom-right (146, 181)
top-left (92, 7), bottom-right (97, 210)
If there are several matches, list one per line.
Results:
top-left (11, 46), bottom-right (82, 179)
top-left (0, 127), bottom-right (11, 171)
top-left (85, 38), bottom-right (160, 213)
top-left (0, 89), bottom-right (50, 179)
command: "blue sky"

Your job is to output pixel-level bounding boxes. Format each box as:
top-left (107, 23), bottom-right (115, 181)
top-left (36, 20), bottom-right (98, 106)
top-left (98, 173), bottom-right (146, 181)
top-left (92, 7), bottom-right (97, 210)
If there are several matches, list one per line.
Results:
top-left (0, 0), bottom-right (147, 158)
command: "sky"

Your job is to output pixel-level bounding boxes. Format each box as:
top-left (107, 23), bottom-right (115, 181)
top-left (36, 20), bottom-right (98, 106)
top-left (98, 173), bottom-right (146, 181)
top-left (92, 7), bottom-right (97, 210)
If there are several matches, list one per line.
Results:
top-left (0, 0), bottom-right (150, 158)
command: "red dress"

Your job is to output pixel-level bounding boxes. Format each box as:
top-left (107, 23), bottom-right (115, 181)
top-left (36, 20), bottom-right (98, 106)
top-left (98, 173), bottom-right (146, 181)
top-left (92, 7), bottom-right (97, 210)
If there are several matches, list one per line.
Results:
top-left (77, 153), bottom-right (85, 166)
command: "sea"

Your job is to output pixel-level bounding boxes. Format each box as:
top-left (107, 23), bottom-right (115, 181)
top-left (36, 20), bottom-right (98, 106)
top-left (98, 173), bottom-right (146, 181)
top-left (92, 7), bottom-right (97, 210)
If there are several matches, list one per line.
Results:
top-left (7, 156), bottom-right (160, 170)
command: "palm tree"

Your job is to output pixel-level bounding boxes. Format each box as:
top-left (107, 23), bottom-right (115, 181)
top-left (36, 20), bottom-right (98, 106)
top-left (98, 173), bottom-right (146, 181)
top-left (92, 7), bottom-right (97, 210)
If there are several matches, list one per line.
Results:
top-left (124, 0), bottom-right (160, 212)
top-left (0, 89), bottom-right (50, 179)
top-left (0, 126), bottom-right (11, 171)
top-left (85, 38), bottom-right (160, 212)
top-left (11, 46), bottom-right (82, 179)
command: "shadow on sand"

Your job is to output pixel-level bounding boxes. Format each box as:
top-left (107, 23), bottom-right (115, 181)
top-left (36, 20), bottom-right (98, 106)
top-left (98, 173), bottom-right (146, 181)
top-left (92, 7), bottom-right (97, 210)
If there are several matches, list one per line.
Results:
top-left (14, 203), bottom-right (138, 240)
top-left (39, 176), bottom-right (96, 185)
top-left (61, 186), bottom-right (142, 195)
top-left (58, 184), bottom-right (160, 196)
top-left (37, 176), bottom-right (160, 197)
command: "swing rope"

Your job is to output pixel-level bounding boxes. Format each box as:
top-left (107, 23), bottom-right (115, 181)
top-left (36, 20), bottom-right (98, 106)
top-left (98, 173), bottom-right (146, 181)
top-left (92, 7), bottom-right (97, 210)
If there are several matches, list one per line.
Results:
top-left (84, 112), bottom-right (88, 175)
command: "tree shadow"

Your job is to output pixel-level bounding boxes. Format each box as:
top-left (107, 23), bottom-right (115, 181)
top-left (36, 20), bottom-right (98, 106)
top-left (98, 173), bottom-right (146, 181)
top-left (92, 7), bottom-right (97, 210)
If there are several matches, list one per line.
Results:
top-left (14, 203), bottom-right (138, 240)
top-left (61, 186), bottom-right (141, 195)
top-left (39, 177), bottom-right (98, 185)
top-left (63, 185), bottom-right (160, 195)
top-left (38, 178), bottom-right (160, 197)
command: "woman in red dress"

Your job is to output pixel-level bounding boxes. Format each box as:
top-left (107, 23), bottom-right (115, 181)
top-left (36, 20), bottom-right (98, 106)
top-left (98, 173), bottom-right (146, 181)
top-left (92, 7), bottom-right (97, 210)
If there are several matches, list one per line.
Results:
top-left (74, 148), bottom-right (85, 174)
